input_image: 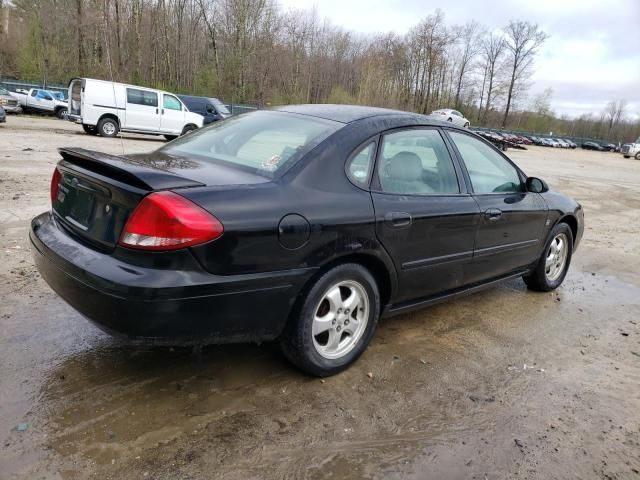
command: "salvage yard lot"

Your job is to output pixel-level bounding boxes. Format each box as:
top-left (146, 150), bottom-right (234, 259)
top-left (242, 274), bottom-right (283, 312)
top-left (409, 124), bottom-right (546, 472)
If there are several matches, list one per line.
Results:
top-left (1, 116), bottom-right (639, 479)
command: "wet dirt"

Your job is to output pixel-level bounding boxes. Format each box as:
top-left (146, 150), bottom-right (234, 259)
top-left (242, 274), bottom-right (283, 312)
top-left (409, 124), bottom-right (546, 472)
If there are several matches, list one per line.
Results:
top-left (1, 116), bottom-right (639, 479)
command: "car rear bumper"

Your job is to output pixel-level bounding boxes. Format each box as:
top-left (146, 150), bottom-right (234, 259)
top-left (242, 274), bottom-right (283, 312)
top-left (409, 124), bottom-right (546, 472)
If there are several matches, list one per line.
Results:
top-left (2, 105), bottom-right (22, 113)
top-left (30, 211), bottom-right (314, 344)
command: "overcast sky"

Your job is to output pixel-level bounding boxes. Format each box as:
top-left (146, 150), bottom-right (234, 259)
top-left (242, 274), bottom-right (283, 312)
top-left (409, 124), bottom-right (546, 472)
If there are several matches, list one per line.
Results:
top-left (280, 0), bottom-right (640, 119)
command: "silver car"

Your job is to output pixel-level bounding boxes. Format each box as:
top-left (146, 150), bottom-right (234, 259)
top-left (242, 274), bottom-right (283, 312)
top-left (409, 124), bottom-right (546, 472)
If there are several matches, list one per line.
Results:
top-left (431, 108), bottom-right (470, 128)
top-left (0, 87), bottom-right (22, 113)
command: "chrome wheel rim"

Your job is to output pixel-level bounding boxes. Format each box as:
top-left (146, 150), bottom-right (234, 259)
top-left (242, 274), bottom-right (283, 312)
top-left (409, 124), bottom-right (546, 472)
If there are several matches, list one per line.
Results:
top-left (103, 122), bottom-right (116, 136)
top-left (545, 233), bottom-right (569, 282)
top-left (312, 280), bottom-right (369, 360)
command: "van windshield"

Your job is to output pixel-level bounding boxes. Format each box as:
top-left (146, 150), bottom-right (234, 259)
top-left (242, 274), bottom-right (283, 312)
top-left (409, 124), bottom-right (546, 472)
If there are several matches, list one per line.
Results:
top-left (211, 99), bottom-right (230, 115)
top-left (160, 110), bottom-right (341, 177)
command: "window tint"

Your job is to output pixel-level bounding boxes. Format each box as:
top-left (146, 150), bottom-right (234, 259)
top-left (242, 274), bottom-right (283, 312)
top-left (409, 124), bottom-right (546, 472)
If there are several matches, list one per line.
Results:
top-left (163, 94), bottom-right (182, 111)
top-left (347, 142), bottom-right (375, 187)
top-left (162, 110), bottom-right (341, 177)
top-left (127, 88), bottom-right (158, 107)
top-left (206, 104), bottom-right (216, 114)
top-left (449, 131), bottom-right (522, 194)
top-left (377, 129), bottom-right (459, 195)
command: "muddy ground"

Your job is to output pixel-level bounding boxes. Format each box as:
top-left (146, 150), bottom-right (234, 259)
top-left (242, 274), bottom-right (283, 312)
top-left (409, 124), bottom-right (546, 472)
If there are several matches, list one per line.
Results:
top-left (1, 116), bottom-right (639, 480)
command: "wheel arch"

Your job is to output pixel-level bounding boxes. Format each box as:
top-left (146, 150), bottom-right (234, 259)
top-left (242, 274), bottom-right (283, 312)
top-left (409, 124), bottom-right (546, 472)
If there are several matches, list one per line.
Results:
top-left (98, 113), bottom-right (120, 127)
top-left (181, 123), bottom-right (198, 135)
top-left (556, 214), bottom-right (578, 246)
top-left (286, 251), bottom-right (397, 334)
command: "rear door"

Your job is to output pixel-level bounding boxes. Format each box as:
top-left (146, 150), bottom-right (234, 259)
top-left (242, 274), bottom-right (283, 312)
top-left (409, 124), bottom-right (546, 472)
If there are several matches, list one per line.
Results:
top-left (445, 130), bottom-right (548, 284)
top-left (160, 93), bottom-right (186, 134)
top-left (124, 88), bottom-right (160, 132)
top-left (370, 127), bottom-right (480, 303)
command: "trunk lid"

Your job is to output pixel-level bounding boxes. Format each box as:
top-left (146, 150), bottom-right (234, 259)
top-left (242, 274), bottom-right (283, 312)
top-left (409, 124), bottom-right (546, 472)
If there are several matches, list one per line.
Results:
top-left (53, 148), bottom-right (269, 251)
top-left (53, 148), bottom-right (205, 251)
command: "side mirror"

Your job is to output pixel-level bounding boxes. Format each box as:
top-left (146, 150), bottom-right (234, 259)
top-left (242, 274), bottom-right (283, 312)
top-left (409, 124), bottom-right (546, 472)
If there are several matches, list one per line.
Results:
top-left (526, 177), bottom-right (548, 193)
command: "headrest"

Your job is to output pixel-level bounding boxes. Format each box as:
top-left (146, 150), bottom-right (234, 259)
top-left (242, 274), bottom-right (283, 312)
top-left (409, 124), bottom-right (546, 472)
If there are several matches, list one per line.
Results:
top-left (387, 151), bottom-right (422, 181)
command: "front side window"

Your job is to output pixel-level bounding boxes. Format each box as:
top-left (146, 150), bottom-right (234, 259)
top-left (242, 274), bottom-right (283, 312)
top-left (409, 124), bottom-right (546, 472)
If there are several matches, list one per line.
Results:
top-left (161, 110), bottom-right (341, 177)
top-left (347, 142), bottom-right (376, 188)
top-left (377, 129), bottom-right (459, 195)
top-left (449, 131), bottom-right (522, 194)
top-left (163, 94), bottom-right (182, 111)
top-left (127, 88), bottom-right (158, 107)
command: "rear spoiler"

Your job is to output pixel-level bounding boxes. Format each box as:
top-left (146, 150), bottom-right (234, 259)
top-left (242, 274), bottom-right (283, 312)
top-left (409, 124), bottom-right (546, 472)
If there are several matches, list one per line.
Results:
top-left (57, 148), bottom-right (205, 191)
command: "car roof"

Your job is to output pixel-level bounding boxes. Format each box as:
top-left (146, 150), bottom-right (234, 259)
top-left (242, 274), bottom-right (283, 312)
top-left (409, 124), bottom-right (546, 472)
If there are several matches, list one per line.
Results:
top-left (273, 104), bottom-right (423, 124)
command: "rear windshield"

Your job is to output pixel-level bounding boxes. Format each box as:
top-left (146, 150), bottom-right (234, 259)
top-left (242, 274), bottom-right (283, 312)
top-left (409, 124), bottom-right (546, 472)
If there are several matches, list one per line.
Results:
top-left (160, 110), bottom-right (342, 177)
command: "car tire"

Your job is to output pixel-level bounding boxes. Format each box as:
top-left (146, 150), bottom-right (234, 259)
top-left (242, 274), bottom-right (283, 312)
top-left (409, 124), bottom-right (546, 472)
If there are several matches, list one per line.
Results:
top-left (82, 124), bottom-right (98, 135)
top-left (280, 263), bottom-right (380, 377)
top-left (464, 122), bottom-right (470, 128)
top-left (635, 152), bottom-right (640, 160)
top-left (97, 117), bottom-right (119, 138)
top-left (56, 108), bottom-right (68, 120)
top-left (181, 124), bottom-right (197, 136)
top-left (523, 223), bottom-right (574, 292)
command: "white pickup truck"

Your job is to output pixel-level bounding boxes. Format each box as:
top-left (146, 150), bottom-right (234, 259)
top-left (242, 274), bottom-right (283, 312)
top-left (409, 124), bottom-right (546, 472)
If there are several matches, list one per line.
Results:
top-left (13, 88), bottom-right (68, 119)
top-left (621, 137), bottom-right (640, 160)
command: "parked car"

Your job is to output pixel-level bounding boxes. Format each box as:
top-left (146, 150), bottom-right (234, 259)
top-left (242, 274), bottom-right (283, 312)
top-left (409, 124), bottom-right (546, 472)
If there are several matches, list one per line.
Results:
top-left (67, 78), bottom-right (204, 139)
top-left (430, 108), bottom-right (470, 128)
top-left (600, 143), bottom-right (617, 152)
top-left (0, 86), bottom-right (22, 113)
top-left (0, 105), bottom-right (5, 123)
top-left (621, 137), bottom-right (640, 159)
top-left (563, 139), bottom-right (577, 149)
top-left (31, 105), bottom-right (584, 376)
top-left (582, 141), bottom-right (604, 151)
top-left (178, 95), bottom-right (231, 125)
top-left (12, 88), bottom-right (68, 118)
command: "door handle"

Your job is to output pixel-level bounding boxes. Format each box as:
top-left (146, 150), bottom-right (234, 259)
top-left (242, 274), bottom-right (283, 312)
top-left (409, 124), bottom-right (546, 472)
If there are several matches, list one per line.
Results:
top-left (484, 208), bottom-right (503, 221)
top-left (385, 212), bottom-right (412, 228)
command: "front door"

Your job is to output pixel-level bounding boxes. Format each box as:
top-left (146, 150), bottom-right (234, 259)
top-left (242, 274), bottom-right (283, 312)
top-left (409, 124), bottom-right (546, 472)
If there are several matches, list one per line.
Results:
top-left (124, 88), bottom-right (160, 132)
top-left (446, 130), bottom-right (548, 284)
top-left (33, 90), bottom-right (55, 112)
top-left (160, 94), bottom-right (186, 134)
top-left (371, 127), bottom-right (480, 303)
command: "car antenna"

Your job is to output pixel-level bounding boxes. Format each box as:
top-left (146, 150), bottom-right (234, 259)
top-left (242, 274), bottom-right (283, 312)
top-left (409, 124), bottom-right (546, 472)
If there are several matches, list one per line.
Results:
top-left (102, 10), bottom-right (125, 157)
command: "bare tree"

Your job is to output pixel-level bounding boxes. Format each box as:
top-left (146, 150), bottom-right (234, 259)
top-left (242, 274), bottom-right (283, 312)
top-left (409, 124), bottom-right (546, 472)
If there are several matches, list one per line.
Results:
top-left (604, 99), bottom-right (627, 134)
top-left (501, 20), bottom-right (547, 127)
top-left (477, 32), bottom-right (505, 123)
top-left (452, 21), bottom-right (481, 109)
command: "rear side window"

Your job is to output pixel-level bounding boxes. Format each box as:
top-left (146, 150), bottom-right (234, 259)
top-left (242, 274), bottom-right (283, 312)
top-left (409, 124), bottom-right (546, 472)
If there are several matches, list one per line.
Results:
top-left (127, 88), bottom-right (158, 107)
top-left (377, 129), bottom-right (459, 195)
top-left (449, 131), bottom-right (522, 194)
top-left (347, 142), bottom-right (376, 188)
top-left (161, 110), bottom-right (341, 177)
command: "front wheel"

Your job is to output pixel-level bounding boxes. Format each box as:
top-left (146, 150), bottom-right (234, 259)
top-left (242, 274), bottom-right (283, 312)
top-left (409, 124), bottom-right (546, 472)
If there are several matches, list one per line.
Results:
top-left (56, 108), bottom-right (68, 120)
top-left (524, 223), bottom-right (573, 292)
top-left (635, 152), bottom-right (640, 160)
top-left (280, 264), bottom-right (380, 376)
top-left (464, 122), bottom-right (470, 128)
top-left (181, 124), bottom-right (197, 136)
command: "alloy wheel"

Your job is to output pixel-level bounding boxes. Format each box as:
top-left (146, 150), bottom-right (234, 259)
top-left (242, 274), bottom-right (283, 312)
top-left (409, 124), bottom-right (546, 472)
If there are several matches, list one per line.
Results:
top-left (545, 233), bottom-right (569, 282)
top-left (312, 280), bottom-right (369, 359)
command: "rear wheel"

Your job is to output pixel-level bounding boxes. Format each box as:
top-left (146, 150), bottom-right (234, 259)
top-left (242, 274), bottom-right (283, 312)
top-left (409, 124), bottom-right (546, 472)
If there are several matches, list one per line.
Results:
top-left (97, 117), bottom-right (119, 138)
top-left (280, 264), bottom-right (380, 376)
top-left (524, 223), bottom-right (573, 292)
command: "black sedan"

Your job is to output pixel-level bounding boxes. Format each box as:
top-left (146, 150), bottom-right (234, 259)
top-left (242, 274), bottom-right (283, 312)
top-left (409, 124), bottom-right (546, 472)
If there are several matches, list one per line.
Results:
top-left (30, 105), bottom-right (584, 376)
top-left (582, 141), bottom-right (604, 151)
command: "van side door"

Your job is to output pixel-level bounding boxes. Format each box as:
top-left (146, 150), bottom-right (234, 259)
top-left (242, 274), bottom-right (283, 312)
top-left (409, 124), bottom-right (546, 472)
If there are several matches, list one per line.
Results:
top-left (125, 88), bottom-right (160, 132)
top-left (160, 94), bottom-right (186, 134)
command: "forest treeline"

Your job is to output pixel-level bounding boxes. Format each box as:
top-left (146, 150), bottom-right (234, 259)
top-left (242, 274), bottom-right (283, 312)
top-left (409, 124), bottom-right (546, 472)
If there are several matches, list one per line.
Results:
top-left (0, 0), bottom-right (637, 141)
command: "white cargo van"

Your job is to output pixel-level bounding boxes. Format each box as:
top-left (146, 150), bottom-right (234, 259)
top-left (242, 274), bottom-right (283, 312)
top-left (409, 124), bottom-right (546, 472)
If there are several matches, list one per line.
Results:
top-left (67, 78), bottom-right (204, 139)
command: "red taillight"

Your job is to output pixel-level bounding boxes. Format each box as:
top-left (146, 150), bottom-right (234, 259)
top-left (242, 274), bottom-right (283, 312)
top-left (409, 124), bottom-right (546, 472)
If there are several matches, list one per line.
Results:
top-left (119, 191), bottom-right (224, 251)
top-left (50, 167), bottom-right (62, 206)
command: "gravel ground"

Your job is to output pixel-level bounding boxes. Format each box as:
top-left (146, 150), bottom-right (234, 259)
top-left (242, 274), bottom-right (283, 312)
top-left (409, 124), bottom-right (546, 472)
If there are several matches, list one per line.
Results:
top-left (1, 115), bottom-right (639, 480)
